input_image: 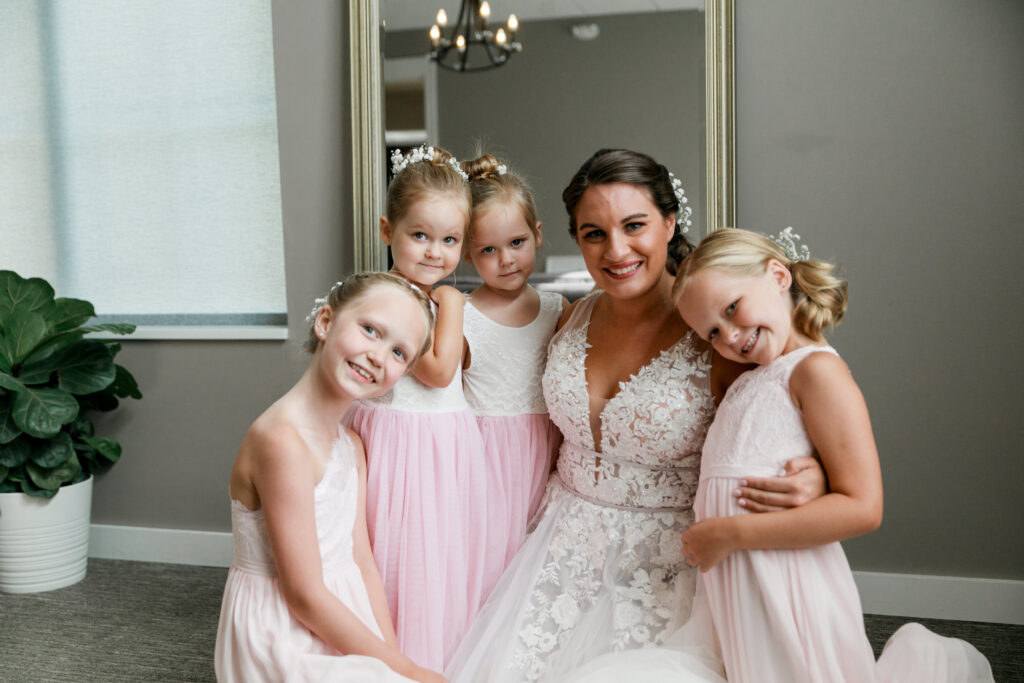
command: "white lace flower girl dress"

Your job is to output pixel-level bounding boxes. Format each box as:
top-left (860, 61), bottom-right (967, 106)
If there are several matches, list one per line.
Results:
top-left (214, 432), bottom-right (416, 682)
top-left (446, 291), bottom-right (719, 682)
top-left (463, 289), bottom-right (564, 598)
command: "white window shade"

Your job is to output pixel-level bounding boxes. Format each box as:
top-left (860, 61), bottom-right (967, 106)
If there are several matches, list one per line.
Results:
top-left (0, 0), bottom-right (286, 338)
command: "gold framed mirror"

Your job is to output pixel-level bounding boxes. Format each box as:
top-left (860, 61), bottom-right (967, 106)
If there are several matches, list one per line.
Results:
top-left (349, 0), bottom-right (734, 272)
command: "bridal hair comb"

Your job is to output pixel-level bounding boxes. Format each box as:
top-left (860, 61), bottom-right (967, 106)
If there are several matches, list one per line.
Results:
top-left (667, 172), bottom-right (694, 234)
top-left (770, 226), bottom-right (811, 261)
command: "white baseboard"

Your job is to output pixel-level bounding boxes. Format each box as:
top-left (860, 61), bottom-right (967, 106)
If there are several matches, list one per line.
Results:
top-left (90, 524), bottom-right (234, 568)
top-left (87, 524), bottom-right (1024, 625)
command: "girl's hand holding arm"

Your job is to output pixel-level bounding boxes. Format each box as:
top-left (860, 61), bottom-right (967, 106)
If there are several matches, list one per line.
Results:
top-left (684, 353), bottom-right (883, 572)
top-left (254, 430), bottom-right (431, 679)
top-left (412, 285), bottom-right (465, 388)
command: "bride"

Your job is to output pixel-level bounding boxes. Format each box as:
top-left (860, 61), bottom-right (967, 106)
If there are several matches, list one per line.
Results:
top-left (445, 149), bottom-right (823, 682)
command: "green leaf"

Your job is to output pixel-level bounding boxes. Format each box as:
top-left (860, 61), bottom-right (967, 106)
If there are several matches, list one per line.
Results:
top-left (27, 452), bottom-right (81, 491)
top-left (71, 415), bottom-right (95, 438)
top-left (0, 310), bottom-right (50, 366)
top-left (0, 371), bottom-right (25, 392)
top-left (48, 298), bottom-right (96, 333)
top-left (81, 436), bottom-right (121, 464)
top-left (29, 432), bottom-right (74, 468)
top-left (0, 436), bottom-right (31, 467)
top-left (20, 473), bottom-right (59, 498)
top-left (11, 386), bottom-right (79, 438)
top-left (0, 395), bottom-right (22, 444)
top-left (81, 322), bottom-right (136, 336)
top-left (20, 329), bottom-right (86, 368)
top-left (0, 463), bottom-right (8, 482)
top-left (110, 364), bottom-right (142, 399)
top-left (0, 478), bottom-right (18, 493)
top-left (0, 271), bottom-right (55, 316)
top-left (55, 340), bottom-right (116, 394)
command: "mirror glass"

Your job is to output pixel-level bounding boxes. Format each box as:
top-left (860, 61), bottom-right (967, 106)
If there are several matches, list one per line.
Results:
top-left (379, 1), bottom-right (706, 296)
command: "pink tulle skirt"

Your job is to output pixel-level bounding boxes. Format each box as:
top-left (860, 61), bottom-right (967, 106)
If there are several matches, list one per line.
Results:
top-left (478, 413), bottom-right (561, 590)
top-left (345, 401), bottom-right (487, 671)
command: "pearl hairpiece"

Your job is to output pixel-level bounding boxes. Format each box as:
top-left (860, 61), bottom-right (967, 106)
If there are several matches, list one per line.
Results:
top-left (770, 226), bottom-right (811, 261)
top-left (390, 144), bottom-right (469, 182)
top-left (667, 172), bottom-right (694, 234)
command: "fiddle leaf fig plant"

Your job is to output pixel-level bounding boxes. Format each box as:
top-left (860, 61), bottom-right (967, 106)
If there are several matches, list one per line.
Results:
top-left (0, 270), bottom-right (141, 498)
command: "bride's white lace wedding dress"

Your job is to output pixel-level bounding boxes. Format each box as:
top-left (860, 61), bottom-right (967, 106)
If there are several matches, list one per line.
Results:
top-left (445, 292), bottom-right (722, 682)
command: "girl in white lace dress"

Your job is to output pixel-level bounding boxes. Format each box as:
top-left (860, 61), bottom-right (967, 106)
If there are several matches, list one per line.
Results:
top-left (214, 274), bottom-right (445, 683)
top-left (460, 154), bottom-right (567, 599)
top-left (344, 146), bottom-right (488, 671)
top-left (446, 150), bottom-right (825, 683)
top-left (670, 228), bottom-right (993, 682)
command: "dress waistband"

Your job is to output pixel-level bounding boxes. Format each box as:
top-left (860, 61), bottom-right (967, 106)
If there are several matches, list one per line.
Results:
top-left (699, 464), bottom-right (783, 481)
top-left (556, 442), bottom-right (697, 512)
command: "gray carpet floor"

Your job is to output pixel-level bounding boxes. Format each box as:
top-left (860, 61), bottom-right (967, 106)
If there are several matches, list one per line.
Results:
top-left (1, 558), bottom-right (1021, 682)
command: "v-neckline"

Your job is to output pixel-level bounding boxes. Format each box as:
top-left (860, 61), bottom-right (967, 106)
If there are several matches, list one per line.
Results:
top-left (577, 294), bottom-right (688, 453)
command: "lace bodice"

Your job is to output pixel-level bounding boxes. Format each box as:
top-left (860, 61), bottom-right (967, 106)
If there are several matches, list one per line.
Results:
top-left (229, 431), bottom-right (359, 575)
top-left (700, 344), bottom-right (838, 481)
top-left (541, 292), bottom-right (716, 511)
top-left (463, 290), bottom-right (563, 416)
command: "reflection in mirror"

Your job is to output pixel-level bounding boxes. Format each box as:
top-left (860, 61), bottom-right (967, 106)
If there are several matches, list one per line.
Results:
top-left (380, 2), bottom-right (705, 297)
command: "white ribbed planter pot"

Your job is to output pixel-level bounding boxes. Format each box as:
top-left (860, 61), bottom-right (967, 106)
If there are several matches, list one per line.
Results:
top-left (0, 476), bottom-right (92, 593)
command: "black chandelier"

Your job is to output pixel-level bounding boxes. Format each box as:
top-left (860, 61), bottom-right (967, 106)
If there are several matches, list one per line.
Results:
top-left (429, 1), bottom-right (522, 72)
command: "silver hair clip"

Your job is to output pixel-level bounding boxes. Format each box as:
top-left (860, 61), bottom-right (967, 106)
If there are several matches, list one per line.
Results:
top-left (667, 172), bottom-right (693, 234)
top-left (770, 227), bottom-right (811, 261)
top-left (389, 144), bottom-right (469, 182)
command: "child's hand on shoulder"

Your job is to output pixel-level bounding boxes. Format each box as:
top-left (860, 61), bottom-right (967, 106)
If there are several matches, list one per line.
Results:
top-left (430, 284), bottom-right (464, 308)
top-left (682, 517), bottom-right (739, 573)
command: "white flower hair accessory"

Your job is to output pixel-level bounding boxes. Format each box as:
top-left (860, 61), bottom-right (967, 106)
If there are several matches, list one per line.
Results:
top-left (667, 172), bottom-right (694, 234)
top-left (390, 144), bottom-right (469, 182)
top-left (770, 226), bottom-right (811, 261)
top-left (305, 281), bottom-right (343, 326)
top-left (496, 164), bottom-right (507, 176)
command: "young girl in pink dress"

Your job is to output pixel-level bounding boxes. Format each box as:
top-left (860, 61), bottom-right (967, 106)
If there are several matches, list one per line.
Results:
top-left (214, 273), bottom-right (445, 683)
top-left (460, 155), bottom-right (567, 597)
top-left (344, 145), bottom-right (487, 671)
top-left (671, 228), bottom-right (993, 682)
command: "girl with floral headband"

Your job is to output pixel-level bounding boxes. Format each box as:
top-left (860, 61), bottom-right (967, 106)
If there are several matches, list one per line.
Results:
top-left (668, 227), bottom-right (993, 682)
top-left (344, 145), bottom-right (487, 671)
top-left (215, 274), bottom-right (445, 683)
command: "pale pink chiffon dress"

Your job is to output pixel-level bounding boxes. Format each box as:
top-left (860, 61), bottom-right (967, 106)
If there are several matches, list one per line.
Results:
top-left (695, 345), bottom-right (994, 683)
top-left (344, 356), bottom-right (487, 671)
top-left (463, 289), bottom-right (564, 599)
top-left (214, 432), bottom-right (415, 682)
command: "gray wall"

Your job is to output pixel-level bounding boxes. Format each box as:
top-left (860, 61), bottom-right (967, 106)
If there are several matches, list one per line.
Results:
top-left (91, 0), bottom-right (1022, 583)
top-left (90, 0), bottom-right (353, 531)
top-left (736, 0), bottom-right (1023, 578)
top-left (387, 11), bottom-right (706, 266)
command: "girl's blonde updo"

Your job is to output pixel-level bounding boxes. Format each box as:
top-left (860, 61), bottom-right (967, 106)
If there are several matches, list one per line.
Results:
top-left (674, 228), bottom-right (848, 340)
top-left (304, 271), bottom-right (435, 358)
top-left (386, 145), bottom-right (471, 226)
top-left (461, 154), bottom-right (540, 247)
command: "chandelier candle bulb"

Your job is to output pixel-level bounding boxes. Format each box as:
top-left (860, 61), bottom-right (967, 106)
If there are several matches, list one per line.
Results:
top-left (437, 8), bottom-right (447, 25)
top-left (430, 24), bottom-right (441, 47)
top-left (496, 28), bottom-right (507, 44)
